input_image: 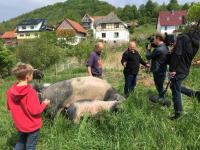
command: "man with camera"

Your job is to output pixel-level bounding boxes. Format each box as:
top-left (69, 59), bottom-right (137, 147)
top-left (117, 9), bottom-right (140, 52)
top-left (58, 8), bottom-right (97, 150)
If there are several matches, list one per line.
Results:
top-left (146, 33), bottom-right (169, 100)
top-left (169, 29), bottom-right (200, 120)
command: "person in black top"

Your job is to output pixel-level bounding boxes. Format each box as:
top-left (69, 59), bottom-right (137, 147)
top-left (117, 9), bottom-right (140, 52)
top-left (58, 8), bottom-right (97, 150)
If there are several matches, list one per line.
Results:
top-left (146, 33), bottom-right (169, 98)
top-left (121, 41), bottom-right (149, 98)
top-left (169, 29), bottom-right (200, 119)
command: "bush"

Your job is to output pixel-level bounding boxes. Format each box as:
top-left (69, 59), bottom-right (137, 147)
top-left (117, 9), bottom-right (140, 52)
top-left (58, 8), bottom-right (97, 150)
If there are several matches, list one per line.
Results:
top-left (16, 36), bottom-right (65, 70)
top-left (68, 38), bottom-right (108, 64)
top-left (0, 41), bottom-right (16, 77)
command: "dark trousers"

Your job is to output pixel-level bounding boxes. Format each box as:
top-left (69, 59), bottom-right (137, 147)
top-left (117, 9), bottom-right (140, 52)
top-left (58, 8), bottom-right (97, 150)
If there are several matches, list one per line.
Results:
top-left (181, 86), bottom-right (195, 97)
top-left (124, 74), bottom-right (137, 96)
top-left (170, 77), bottom-right (198, 114)
top-left (15, 129), bottom-right (40, 150)
top-left (170, 77), bottom-right (183, 114)
top-left (153, 73), bottom-right (166, 98)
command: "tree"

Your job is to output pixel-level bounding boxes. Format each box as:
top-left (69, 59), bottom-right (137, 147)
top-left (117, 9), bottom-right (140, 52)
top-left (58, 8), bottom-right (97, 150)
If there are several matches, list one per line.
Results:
top-left (119, 5), bottom-right (137, 21)
top-left (0, 41), bottom-right (15, 77)
top-left (145, 0), bottom-right (157, 18)
top-left (138, 4), bottom-right (148, 24)
top-left (16, 36), bottom-right (65, 70)
top-left (167, 0), bottom-right (180, 11)
top-left (188, 3), bottom-right (200, 22)
top-left (182, 3), bottom-right (190, 10)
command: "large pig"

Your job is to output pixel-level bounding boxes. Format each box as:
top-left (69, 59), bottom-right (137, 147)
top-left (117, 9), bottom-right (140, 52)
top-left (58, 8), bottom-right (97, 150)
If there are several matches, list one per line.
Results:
top-left (34, 76), bottom-right (125, 117)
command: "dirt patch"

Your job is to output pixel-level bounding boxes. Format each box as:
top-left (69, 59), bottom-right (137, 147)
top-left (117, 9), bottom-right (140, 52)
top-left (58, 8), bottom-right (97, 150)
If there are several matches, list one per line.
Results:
top-left (138, 72), bottom-right (155, 87)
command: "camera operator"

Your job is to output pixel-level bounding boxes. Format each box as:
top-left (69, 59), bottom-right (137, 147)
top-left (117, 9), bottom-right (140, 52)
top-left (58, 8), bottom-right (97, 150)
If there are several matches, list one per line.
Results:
top-left (169, 28), bottom-right (200, 120)
top-left (146, 33), bottom-right (169, 99)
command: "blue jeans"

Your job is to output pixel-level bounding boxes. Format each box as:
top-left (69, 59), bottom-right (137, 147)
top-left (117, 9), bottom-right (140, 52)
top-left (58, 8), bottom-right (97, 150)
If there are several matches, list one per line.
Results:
top-left (15, 129), bottom-right (40, 150)
top-left (124, 74), bottom-right (137, 96)
top-left (153, 73), bottom-right (166, 98)
top-left (170, 77), bottom-right (183, 114)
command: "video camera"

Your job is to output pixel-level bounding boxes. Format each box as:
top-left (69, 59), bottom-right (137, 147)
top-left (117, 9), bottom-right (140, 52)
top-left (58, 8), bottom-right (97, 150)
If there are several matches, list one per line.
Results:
top-left (145, 36), bottom-right (156, 49)
top-left (145, 33), bottom-right (176, 49)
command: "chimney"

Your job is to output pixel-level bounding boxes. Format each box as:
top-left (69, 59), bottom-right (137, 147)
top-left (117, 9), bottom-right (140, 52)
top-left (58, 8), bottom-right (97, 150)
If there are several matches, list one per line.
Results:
top-left (171, 10), bottom-right (175, 15)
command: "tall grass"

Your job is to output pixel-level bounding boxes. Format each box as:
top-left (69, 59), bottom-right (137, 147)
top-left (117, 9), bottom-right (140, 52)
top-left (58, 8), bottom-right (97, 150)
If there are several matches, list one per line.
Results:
top-left (1, 66), bottom-right (200, 149)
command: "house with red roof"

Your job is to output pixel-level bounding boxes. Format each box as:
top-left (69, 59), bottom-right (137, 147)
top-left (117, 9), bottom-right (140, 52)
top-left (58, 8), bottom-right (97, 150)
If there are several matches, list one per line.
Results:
top-left (0, 30), bottom-right (17, 46)
top-left (157, 10), bottom-right (187, 34)
top-left (56, 18), bottom-right (86, 45)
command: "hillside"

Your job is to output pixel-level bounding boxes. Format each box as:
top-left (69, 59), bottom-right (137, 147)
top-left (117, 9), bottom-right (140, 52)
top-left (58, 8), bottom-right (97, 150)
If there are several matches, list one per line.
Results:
top-left (0, 0), bottom-right (116, 32)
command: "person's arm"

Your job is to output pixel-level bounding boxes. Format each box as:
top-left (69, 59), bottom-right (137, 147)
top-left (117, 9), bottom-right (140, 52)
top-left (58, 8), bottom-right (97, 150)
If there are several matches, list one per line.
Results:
top-left (27, 90), bottom-right (49, 116)
top-left (138, 53), bottom-right (147, 66)
top-left (169, 37), bottom-right (183, 77)
top-left (86, 53), bottom-right (94, 76)
top-left (146, 48), bottom-right (161, 60)
top-left (87, 66), bottom-right (93, 76)
top-left (121, 51), bottom-right (128, 67)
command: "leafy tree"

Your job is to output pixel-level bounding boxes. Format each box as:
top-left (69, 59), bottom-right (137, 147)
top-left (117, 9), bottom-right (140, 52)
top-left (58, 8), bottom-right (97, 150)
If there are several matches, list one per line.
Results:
top-left (188, 3), bottom-right (200, 22)
top-left (167, 0), bottom-right (180, 11)
top-left (182, 3), bottom-right (190, 10)
top-left (0, 41), bottom-right (16, 77)
top-left (119, 5), bottom-right (137, 21)
top-left (138, 4), bottom-right (148, 24)
top-left (145, 0), bottom-right (158, 18)
top-left (16, 37), bottom-right (65, 70)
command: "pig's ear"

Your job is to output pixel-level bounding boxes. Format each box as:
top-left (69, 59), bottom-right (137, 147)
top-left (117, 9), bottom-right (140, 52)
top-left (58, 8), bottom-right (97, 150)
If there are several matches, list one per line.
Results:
top-left (33, 69), bottom-right (44, 80)
top-left (30, 83), bottom-right (43, 93)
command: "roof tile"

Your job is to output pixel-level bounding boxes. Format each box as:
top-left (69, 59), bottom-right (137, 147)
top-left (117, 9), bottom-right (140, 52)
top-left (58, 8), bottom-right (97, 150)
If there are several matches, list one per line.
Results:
top-left (0, 30), bottom-right (16, 39)
top-left (159, 10), bottom-right (187, 26)
top-left (66, 19), bottom-right (86, 33)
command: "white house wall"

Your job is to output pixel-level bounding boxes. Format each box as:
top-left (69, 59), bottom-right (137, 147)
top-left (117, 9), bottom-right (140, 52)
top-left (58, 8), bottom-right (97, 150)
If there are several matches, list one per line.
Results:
top-left (160, 26), bottom-right (176, 34)
top-left (95, 30), bottom-right (129, 42)
top-left (18, 22), bottom-right (43, 32)
top-left (157, 19), bottom-right (178, 34)
top-left (94, 23), bottom-right (129, 43)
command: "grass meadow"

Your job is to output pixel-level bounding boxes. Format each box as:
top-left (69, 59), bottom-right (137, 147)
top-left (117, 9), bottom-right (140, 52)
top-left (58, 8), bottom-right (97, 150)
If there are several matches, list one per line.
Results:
top-left (1, 63), bottom-right (200, 150)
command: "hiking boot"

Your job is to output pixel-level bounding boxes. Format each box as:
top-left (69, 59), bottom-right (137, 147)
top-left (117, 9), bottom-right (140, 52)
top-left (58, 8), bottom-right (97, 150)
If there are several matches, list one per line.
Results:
top-left (170, 112), bottom-right (182, 120)
top-left (195, 91), bottom-right (200, 101)
top-left (149, 95), bottom-right (160, 103)
top-left (158, 98), bottom-right (171, 107)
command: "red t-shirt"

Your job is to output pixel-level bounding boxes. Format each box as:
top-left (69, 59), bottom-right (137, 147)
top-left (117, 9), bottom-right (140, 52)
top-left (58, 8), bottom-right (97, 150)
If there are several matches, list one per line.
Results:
top-left (6, 83), bottom-right (47, 132)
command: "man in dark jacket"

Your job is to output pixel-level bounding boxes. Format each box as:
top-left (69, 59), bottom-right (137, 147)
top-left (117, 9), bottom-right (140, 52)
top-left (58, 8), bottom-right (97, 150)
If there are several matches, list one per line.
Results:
top-left (121, 41), bottom-right (149, 97)
top-left (169, 30), bottom-right (200, 119)
top-left (146, 33), bottom-right (169, 98)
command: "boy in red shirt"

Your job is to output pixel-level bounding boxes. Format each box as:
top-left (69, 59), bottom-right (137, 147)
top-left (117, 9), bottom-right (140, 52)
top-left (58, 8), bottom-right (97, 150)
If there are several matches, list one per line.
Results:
top-left (6, 63), bottom-right (50, 150)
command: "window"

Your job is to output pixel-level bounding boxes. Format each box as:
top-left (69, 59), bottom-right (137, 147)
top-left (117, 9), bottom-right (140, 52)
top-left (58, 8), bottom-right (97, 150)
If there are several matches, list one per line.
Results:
top-left (165, 26), bottom-right (167, 30)
top-left (101, 24), bottom-right (106, 29)
top-left (22, 26), bottom-right (26, 29)
top-left (26, 33), bottom-right (30, 36)
top-left (35, 33), bottom-right (38, 37)
top-left (19, 34), bottom-right (24, 37)
top-left (31, 25), bottom-right (34, 29)
top-left (114, 32), bottom-right (119, 38)
top-left (114, 23), bottom-right (119, 28)
top-left (102, 33), bottom-right (106, 38)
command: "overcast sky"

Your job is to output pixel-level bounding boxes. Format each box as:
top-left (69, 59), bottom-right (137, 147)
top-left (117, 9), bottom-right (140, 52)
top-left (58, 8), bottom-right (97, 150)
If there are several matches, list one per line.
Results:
top-left (0, 0), bottom-right (198, 22)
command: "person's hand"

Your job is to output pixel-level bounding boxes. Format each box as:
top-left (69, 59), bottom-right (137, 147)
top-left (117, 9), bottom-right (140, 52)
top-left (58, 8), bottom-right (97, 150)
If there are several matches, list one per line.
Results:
top-left (43, 99), bottom-right (50, 105)
top-left (123, 62), bottom-right (127, 67)
top-left (169, 72), bottom-right (176, 78)
top-left (147, 44), bottom-right (152, 50)
top-left (146, 63), bottom-right (150, 68)
top-left (88, 73), bottom-right (93, 76)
